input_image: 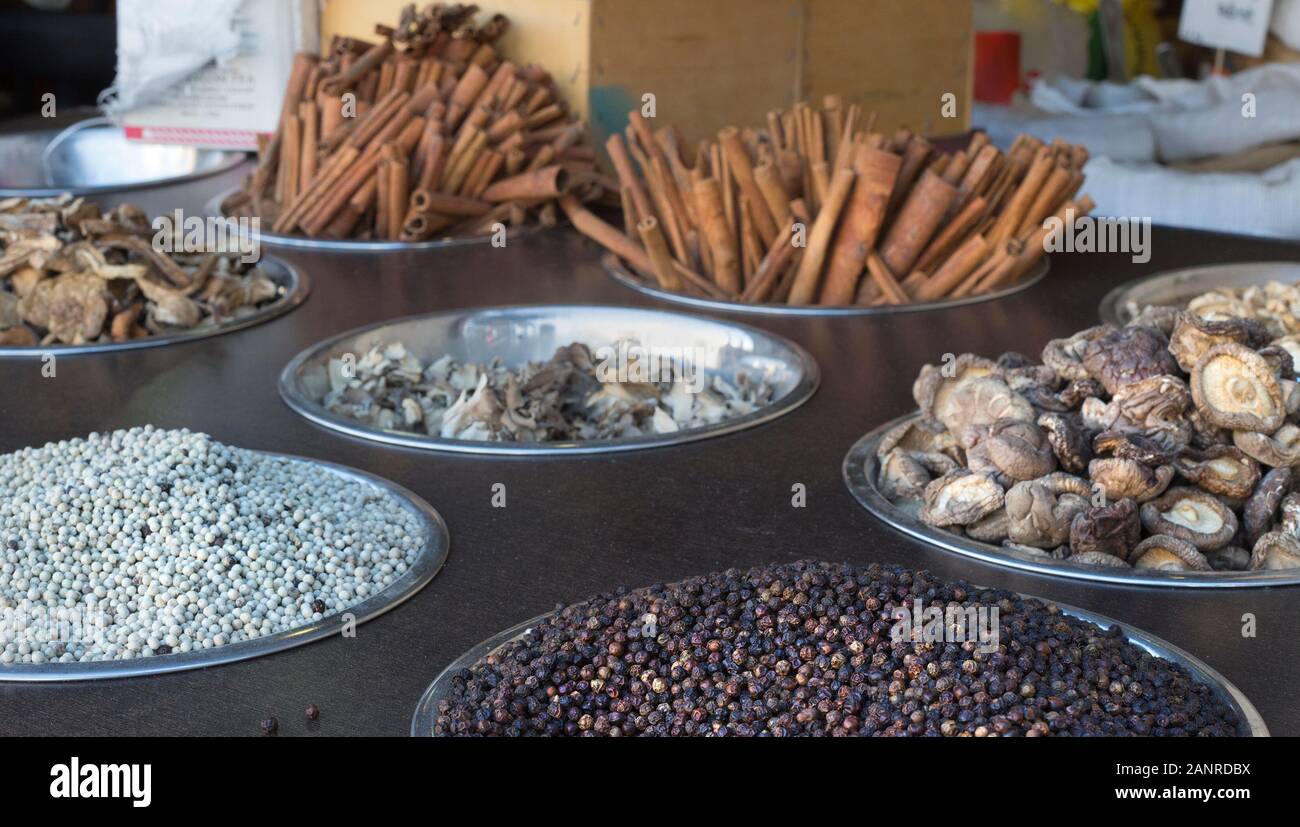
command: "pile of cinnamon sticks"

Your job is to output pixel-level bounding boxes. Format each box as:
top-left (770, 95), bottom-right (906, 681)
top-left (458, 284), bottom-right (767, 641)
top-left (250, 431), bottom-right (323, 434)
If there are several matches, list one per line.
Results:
top-left (224, 4), bottom-right (601, 242)
top-left (561, 95), bottom-right (1093, 306)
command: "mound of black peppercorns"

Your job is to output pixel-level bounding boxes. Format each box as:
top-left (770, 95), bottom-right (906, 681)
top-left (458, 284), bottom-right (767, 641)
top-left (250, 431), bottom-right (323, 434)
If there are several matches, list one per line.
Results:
top-left (433, 561), bottom-right (1241, 737)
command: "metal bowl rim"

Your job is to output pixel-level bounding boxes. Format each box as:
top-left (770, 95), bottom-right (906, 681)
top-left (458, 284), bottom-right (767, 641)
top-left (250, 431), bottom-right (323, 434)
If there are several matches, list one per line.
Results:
top-left (0, 256), bottom-right (309, 358)
top-left (0, 121), bottom-right (248, 198)
top-left (411, 595), bottom-right (1268, 737)
top-left (0, 451), bottom-right (449, 681)
top-left (278, 303), bottom-right (821, 455)
top-left (209, 188), bottom-right (545, 252)
top-left (601, 253), bottom-right (1050, 317)
top-left (844, 412), bottom-right (1300, 589)
top-left (1098, 260), bottom-right (1300, 326)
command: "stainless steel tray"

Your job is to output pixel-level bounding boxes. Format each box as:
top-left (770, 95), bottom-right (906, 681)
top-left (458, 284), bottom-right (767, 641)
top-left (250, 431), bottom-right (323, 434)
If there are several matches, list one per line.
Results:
top-left (1099, 261), bottom-right (1300, 325)
top-left (845, 413), bottom-right (1300, 588)
top-left (411, 596), bottom-right (1268, 737)
top-left (0, 256), bottom-right (309, 357)
top-left (210, 188), bottom-right (543, 252)
top-left (603, 253), bottom-right (1050, 316)
top-left (0, 118), bottom-right (246, 197)
top-left (279, 304), bottom-right (820, 455)
top-left (0, 452), bottom-right (449, 681)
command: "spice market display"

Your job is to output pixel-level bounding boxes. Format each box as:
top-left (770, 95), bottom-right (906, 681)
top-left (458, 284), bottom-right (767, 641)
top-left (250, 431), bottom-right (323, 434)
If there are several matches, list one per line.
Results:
top-left (1, 0), bottom-right (1294, 761)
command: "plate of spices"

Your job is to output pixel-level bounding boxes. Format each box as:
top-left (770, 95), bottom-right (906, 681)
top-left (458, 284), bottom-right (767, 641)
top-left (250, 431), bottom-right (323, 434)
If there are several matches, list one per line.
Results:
top-left (412, 561), bottom-right (1266, 737)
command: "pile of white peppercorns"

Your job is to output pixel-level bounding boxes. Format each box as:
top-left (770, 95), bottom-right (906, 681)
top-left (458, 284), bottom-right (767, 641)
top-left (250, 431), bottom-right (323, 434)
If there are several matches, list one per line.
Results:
top-left (0, 426), bottom-right (425, 665)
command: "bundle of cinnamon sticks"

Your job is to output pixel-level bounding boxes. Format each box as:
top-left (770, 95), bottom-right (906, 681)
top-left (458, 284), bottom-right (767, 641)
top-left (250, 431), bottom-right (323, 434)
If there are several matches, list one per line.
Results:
top-left (561, 95), bottom-right (1093, 306)
top-left (223, 4), bottom-right (602, 242)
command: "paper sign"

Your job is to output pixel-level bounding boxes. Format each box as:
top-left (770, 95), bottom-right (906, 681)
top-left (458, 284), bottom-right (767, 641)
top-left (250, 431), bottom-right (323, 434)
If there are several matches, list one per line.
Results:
top-left (1178, 0), bottom-right (1275, 57)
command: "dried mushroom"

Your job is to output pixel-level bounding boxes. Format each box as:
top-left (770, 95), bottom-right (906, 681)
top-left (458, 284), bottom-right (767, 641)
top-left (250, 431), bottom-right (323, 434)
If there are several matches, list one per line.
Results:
top-left (1131, 535), bottom-right (1212, 572)
top-left (964, 418), bottom-right (1056, 487)
top-left (1173, 446), bottom-right (1260, 500)
top-left (1139, 487), bottom-right (1237, 551)
top-left (885, 304), bottom-right (1300, 575)
top-left (1243, 468), bottom-right (1291, 547)
top-left (1081, 326), bottom-right (1179, 394)
top-left (1088, 457), bottom-right (1174, 502)
top-left (315, 340), bottom-right (773, 444)
top-left (0, 195), bottom-right (278, 348)
top-left (1232, 423), bottom-right (1300, 467)
top-left (1003, 474), bottom-right (1090, 548)
top-left (1069, 498), bottom-right (1140, 561)
top-left (919, 469), bottom-right (1004, 527)
top-left (1167, 311), bottom-right (1270, 373)
top-left (1190, 343), bottom-right (1284, 432)
top-left (1250, 531), bottom-right (1300, 570)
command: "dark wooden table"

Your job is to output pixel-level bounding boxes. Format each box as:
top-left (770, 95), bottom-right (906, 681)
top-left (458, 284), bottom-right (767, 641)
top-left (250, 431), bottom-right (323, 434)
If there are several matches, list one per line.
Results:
top-left (2, 165), bottom-right (1297, 736)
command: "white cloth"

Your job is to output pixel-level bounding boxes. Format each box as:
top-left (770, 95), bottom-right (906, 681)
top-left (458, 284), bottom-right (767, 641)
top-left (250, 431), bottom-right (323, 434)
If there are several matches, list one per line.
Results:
top-left (99, 0), bottom-right (244, 116)
top-left (1083, 156), bottom-right (1300, 238)
top-left (1273, 0), bottom-right (1300, 51)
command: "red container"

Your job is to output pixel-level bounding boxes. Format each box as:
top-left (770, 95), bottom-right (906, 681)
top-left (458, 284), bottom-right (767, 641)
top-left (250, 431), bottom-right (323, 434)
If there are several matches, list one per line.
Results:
top-left (974, 30), bottom-right (1022, 104)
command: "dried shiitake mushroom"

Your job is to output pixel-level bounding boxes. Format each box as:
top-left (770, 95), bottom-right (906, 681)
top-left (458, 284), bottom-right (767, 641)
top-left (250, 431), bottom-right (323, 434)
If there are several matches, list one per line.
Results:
top-left (1173, 446), bottom-right (1260, 500)
top-left (1139, 487), bottom-right (1237, 551)
top-left (1250, 531), bottom-right (1300, 570)
top-left (1243, 467), bottom-right (1292, 547)
top-left (1081, 325), bottom-right (1179, 394)
top-left (1037, 412), bottom-right (1093, 474)
top-left (1088, 457), bottom-right (1174, 503)
top-left (1003, 473), bottom-right (1090, 549)
top-left (1205, 546), bottom-right (1251, 572)
top-left (1069, 550), bottom-right (1131, 568)
top-left (919, 469), bottom-right (1004, 527)
top-left (1042, 325), bottom-right (1113, 381)
top-left (1190, 343), bottom-right (1285, 433)
top-left (1233, 423), bottom-right (1300, 467)
top-left (1131, 534), bottom-right (1212, 572)
top-left (912, 354), bottom-right (996, 423)
top-left (1069, 497), bottom-right (1140, 561)
top-left (1168, 311), bottom-right (1270, 373)
top-left (965, 418), bottom-right (1057, 487)
top-left (965, 508), bottom-right (1010, 543)
top-left (876, 417), bottom-right (963, 465)
top-left (1093, 429), bottom-right (1177, 466)
top-left (879, 449), bottom-right (957, 504)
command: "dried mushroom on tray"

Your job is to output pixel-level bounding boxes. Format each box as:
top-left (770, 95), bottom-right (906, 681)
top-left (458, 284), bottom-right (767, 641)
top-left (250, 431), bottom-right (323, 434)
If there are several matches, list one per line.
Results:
top-left (0, 196), bottom-right (281, 348)
top-left (307, 341), bottom-right (773, 442)
top-left (875, 305), bottom-right (1300, 574)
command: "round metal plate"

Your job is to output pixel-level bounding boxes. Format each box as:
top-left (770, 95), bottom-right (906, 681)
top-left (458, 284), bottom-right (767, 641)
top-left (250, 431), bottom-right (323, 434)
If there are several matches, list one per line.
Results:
top-left (210, 188), bottom-right (543, 252)
top-left (0, 256), bottom-right (309, 358)
top-left (0, 119), bottom-right (247, 197)
top-left (602, 253), bottom-right (1050, 316)
top-left (844, 413), bottom-right (1300, 588)
top-left (279, 304), bottom-right (820, 455)
top-left (1099, 261), bottom-right (1300, 326)
top-left (411, 597), bottom-right (1267, 737)
top-left (0, 452), bottom-right (449, 681)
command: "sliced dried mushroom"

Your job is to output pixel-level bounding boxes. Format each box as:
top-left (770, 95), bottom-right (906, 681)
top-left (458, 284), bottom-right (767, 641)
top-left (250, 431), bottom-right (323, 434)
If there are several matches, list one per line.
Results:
top-left (1190, 343), bottom-right (1284, 432)
top-left (18, 272), bottom-right (108, 344)
top-left (1003, 474), bottom-right (1090, 548)
top-left (1250, 531), bottom-right (1300, 570)
top-left (1205, 546), bottom-right (1250, 572)
top-left (1167, 311), bottom-right (1270, 373)
top-left (1042, 325), bottom-right (1112, 381)
top-left (1130, 534), bottom-right (1212, 572)
top-left (964, 418), bottom-right (1057, 487)
top-left (1088, 457), bottom-right (1174, 503)
top-left (1173, 445), bottom-right (1260, 500)
top-left (1232, 423), bottom-right (1300, 467)
top-left (1139, 487), bottom-right (1237, 551)
top-left (1068, 550), bottom-right (1131, 568)
top-left (1069, 498), bottom-right (1140, 561)
top-left (919, 469), bottom-right (1004, 528)
top-left (1037, 412), bottom-right (1093, 474)
top-left (1080, 325), bottom-right (1179, 394)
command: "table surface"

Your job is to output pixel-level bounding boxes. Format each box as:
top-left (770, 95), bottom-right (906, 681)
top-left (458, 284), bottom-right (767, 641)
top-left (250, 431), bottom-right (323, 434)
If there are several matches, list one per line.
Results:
top-left (2, 163), bottom-right (1297, 737)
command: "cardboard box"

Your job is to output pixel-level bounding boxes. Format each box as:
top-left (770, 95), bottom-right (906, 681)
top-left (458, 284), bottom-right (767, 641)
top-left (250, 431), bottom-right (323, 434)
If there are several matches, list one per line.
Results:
top-left (122, 0), bottom-right (319, 150)
top-left (321, 0), bottom-right (974, 151)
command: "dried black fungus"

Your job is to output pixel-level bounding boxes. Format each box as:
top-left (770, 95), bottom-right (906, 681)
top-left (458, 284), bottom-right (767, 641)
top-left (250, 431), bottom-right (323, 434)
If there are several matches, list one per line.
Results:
top-left (432, 561), bottom-right (1240, 737)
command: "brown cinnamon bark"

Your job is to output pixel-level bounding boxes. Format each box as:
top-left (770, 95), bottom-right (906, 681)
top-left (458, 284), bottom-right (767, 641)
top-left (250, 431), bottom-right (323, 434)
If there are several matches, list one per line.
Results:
top-left (878, 170), bottom-right (957, 276)
top-left (817, 144), bottom-right (900, 305)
